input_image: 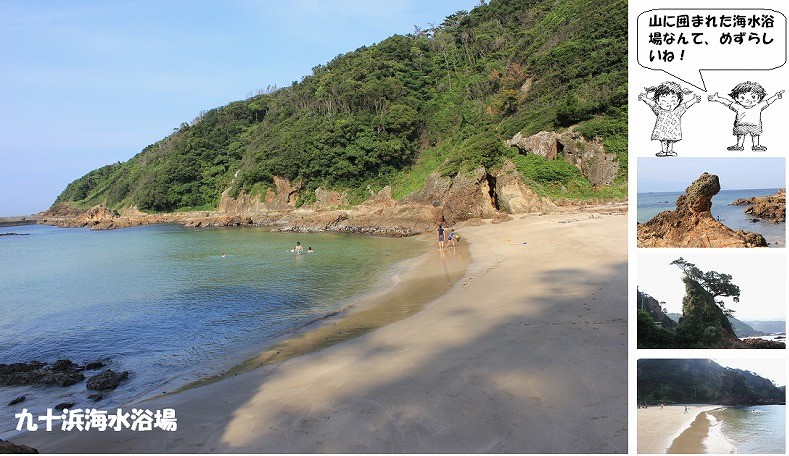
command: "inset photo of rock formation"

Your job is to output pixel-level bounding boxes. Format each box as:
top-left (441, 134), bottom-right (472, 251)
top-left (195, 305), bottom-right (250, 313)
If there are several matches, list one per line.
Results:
top-left (637, 157), bottom-right (786, 248)
top-left (637, 252), bottom-right (786, 349)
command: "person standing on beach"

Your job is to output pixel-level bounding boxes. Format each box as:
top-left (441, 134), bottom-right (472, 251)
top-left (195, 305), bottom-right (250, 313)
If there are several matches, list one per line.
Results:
top-left (448, 228), bottom-right (457, 247)
top-left (437, 225), bottom-right (445, 250)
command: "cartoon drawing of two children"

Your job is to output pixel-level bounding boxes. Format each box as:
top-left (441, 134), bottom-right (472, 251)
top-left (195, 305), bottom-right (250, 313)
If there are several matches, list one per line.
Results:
top-left (639, 80), bottom-right (783, 156)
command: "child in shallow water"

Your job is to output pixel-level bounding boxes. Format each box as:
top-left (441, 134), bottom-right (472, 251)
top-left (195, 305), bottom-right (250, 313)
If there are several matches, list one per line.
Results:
top-left (639, 81), bottom-right (701, 157)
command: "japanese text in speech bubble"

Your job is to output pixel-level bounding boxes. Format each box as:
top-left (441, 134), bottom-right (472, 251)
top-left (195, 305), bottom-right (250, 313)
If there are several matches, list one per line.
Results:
top-left (637, 9), bottom-right (787, 91)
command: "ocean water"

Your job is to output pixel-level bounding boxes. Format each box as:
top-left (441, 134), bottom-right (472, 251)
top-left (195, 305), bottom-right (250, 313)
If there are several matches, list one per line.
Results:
top-left (637, 188), bottom-right (786, 246)
top-left (0, 223), bottom-right (424, 436)
top-left (705, 406), bottom-right (786, 454)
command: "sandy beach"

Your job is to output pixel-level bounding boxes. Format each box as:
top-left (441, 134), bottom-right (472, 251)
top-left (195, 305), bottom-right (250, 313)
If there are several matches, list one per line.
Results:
top-left (15, 209), bottom-right (627, 453)
top-left (637, 405), bottom-right (722, 454)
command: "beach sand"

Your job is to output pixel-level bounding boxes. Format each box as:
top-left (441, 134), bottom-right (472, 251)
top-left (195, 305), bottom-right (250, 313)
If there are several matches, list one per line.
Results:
top-left (15, 209), bottom-right (627, 453)
top-left (637, 405), bottom-right (722, 454)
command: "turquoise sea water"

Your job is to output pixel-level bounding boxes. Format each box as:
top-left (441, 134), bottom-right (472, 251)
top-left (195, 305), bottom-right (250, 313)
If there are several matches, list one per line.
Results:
top-left (705, 406), bottom-right (785, 454)
top-left (637, 188), bottom-right (786, 246)
top-left (0, 223), bottom-right (424, 436)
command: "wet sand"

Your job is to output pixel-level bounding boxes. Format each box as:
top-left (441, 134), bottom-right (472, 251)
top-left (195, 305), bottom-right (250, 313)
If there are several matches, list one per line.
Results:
top-left (16, 210), bottom-right (627, 453)
top-left (638, 405), bottom-right (722, 454)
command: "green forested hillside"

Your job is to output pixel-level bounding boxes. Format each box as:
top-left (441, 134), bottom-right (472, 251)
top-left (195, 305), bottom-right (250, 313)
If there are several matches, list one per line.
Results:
top-left (638, 359), bottom-right (785, 406)
top-left (54, 0), bottom-right (627, 212)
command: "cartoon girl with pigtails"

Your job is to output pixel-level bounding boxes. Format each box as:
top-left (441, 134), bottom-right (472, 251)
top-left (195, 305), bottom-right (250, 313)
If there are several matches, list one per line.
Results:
top-left (638, 81), bottom-right (701, 156)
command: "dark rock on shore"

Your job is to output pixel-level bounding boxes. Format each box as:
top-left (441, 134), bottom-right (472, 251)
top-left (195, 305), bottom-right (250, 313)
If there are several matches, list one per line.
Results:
top-left (86, 369), bottom-right (129, 390)
top-left (54, 402), bottom-right (75, 411)
top-left (0, 439), bottom-right (39, 454)
top-left (0, 361), bottom-right (85, 387)
top-left (637, 173), bottom-right (768, 248)
top-left (8, 396), bottom-right (26, 406)
top-left (87, 393), bottom-right (104, 401)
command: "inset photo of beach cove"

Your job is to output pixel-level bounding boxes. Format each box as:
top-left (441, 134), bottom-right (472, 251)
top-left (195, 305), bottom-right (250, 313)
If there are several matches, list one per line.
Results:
top-left (637, 359), bottom-right (786, 454)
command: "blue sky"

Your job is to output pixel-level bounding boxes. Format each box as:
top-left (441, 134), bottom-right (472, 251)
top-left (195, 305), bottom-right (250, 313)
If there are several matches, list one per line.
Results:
top-left (637, 157), bottom-right (786, 193)
top-left (0, 0), bottom-right (480, 216)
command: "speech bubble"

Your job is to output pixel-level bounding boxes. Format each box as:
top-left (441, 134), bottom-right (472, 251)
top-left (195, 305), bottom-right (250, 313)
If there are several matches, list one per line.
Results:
top-left (637, 9), bottom-right (787, 91)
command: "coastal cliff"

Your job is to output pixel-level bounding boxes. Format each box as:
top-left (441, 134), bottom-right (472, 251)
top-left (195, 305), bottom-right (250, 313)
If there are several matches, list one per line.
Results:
top-left (637, 173), bottom-right (768, 248)
top-left (40, 160), bottom-right (575, 235)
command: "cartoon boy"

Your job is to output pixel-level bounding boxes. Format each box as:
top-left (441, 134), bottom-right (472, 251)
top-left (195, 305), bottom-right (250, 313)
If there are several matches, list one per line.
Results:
top-left (708, 81), bottom-right (784, 151)
top-left (638, 81), bottom-right (701, 157)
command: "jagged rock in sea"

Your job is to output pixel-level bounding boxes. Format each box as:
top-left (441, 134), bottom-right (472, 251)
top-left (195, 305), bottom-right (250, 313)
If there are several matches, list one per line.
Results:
top-left (86, 369), bottom-right (129, 390)
top-left (54, 402), bottom-right (75, 411)
top-left (637, 173), bottom-right (768, 248)
top-left (8, 396), bottom-right (26, 406)
top-left (732, 188), bottom-right (786, 223)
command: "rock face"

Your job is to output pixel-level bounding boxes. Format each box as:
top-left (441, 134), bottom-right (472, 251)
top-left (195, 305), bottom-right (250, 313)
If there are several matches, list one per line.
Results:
top-left (494, 160), bottom-right (556, 214)
top-left (637, 291), bottom-right (677, 330)
top-left (732, 188), bottom-right (786, 223)
top-left (637, 173), bottom-right (768, 248)
top-left (441, 166), bottom-right (498, 223)
top-left (507, 128), bottom-right (620, 186)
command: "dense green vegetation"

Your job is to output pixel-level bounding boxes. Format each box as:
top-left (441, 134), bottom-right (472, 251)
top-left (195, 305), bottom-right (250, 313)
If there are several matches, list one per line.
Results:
top-left (638, 359), bottom-right (785, 406)
top-left (55, 0), bottom-right (627, 212)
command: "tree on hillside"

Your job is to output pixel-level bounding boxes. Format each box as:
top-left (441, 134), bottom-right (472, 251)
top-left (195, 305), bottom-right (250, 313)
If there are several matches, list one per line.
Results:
top-left (670, 257), bottom-right (740, 316)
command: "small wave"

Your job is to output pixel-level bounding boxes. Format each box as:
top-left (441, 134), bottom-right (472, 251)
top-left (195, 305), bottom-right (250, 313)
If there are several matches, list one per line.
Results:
top-left (703, 413), bottom-right (738, 454)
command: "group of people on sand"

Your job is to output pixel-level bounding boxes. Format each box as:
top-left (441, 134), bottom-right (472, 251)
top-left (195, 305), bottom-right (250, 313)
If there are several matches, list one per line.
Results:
top-left (292, 241), bottom-right (314, 254)
top-left (436, 225), bottom-right (457, 249)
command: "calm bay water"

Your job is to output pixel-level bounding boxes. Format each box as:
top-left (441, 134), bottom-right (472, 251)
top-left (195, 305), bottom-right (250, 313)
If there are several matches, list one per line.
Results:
top-left (637, 188), bottom-right (786, 246)
top-left (0, 223), bottom-right (424, 436)
top-left (706, 406), bottom-right (785, 454)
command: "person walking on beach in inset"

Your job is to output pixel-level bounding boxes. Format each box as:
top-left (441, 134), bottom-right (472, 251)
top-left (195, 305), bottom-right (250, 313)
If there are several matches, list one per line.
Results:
top-left (708, 81), bottom-right (783, 151)
top-left (437, 225), bottom-right (445, 250)
top-left (639, 81), bottom-right (701, 157)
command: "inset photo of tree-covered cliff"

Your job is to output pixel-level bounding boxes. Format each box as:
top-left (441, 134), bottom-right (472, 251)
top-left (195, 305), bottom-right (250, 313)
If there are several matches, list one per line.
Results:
top-left (637, 252), bottom-right (785, 349)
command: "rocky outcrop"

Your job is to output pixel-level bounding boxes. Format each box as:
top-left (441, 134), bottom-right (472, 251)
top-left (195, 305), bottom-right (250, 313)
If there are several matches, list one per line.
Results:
top-left (556, 131), bottom-right (619, 187)
top-left (637, 173), bottom-right (768, 248)
top-left (507, 128), bottom-right (620, 186)
top-left (441, 166), bottom-right (498, 223)
top-left (42, 157), bottom-right (593, 236)
top-left (732, 189), bottom-right (786, 223)
top-left (637, 291), bottom-right (677, 330)
top-left (313, 187), bottom-right (349, 210)
top-left (494, 160), bottom-right (556, 214)
top-left (0, 439), bottom-right (38, 454)
top-left (506, 131), bottom-right (558, 159)
top-left (0, 360), bottom-right (84, 387)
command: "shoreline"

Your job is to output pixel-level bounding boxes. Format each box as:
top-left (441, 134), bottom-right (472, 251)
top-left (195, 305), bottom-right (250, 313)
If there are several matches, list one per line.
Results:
top-left (166, 236), bottom-right (470, 396)
top-left (15, 209), bottom-right (627, 453)
top-left (637, 405), bottom-right (723, 454)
